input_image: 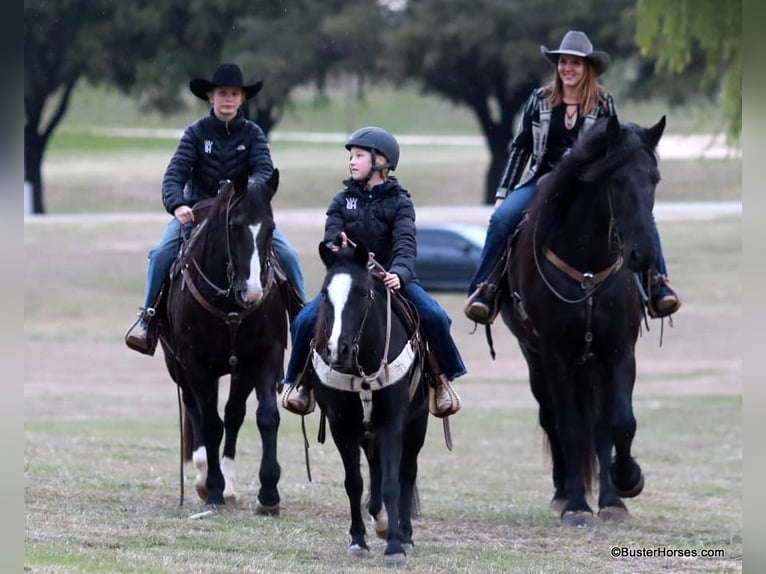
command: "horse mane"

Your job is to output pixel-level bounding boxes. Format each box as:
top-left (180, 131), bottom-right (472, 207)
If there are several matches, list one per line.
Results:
top-left (527, 117), bottom-right (655, 247)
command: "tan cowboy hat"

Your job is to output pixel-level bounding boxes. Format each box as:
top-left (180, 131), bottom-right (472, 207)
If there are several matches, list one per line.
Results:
top-left (540, 30), bottom-right (611, 76)
top-left (189, 63), bottom-right (263, 101)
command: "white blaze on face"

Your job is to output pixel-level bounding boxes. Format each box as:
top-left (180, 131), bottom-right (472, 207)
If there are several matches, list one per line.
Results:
top-left (245, 223), bottom-right (264, 303)
top-left (326, 273), bottom-right (352, 362)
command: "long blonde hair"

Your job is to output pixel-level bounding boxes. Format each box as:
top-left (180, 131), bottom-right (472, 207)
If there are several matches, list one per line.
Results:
top-left (545, 58), bottom-right (605, 116)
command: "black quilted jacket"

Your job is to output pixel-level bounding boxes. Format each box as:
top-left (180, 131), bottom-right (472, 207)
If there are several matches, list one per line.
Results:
top-left (323, 177), bottom-right (419, 287)
top-left (161, 109), bottom-right (273, 215)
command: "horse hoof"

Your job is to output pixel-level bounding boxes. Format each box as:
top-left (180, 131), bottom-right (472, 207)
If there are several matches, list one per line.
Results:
top-left (370, 509), bottom-right (388, 540)
top-left (598, 506), bottom-right (630, 523)
top-left (196, 485), bottom-right (208, 502)
top-left (402, 542), bottom-right (414, 554)
top-left (384, 552), bottom-right (406, 568)
top-left (347, 544), bottom-right (370, 558)
top-left (254, 499), bottom-right (280, 517)
top-left (561, 510), bottom-right (596, 530)
top-left (224, 494), bottom-right (237, 505)
top-left (550, 497), bottom-right (568, 515)
top-left (613, 471), bottom-right (645, 499)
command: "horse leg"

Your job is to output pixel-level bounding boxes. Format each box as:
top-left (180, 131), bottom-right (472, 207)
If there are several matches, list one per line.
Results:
top-left (194, 378), bottom-right (226, 506)
top-left (251, 362), bottom-right (282, 515)
top-left (609, 352), bottom-right (644, 499)
top-left (398, 401), bottom-right (429, 553)
top-left (365, 437), bottom-right (387, 541)
top-left (543, 350), bottom-right (595, 529)
top-left (220, 376), bottom-right (254, 505)
top-left (523, 346), bottom-right (567, 514)
top-left (378, 411), bottom-right (407, 567)
top-left (178, 389), bottom-right (208, 501)
top-left (328, 414), bottom-right (368, 557)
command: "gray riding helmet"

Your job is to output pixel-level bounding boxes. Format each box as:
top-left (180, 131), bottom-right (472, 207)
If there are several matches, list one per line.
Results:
top-left (345, 126), bottom-right (400, 171)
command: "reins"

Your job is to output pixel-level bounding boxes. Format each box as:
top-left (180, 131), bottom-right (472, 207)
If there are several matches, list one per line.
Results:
top-left (180, 191), bottom-right (276, 371)
top-left (530, 180), bottom-right (624, 362)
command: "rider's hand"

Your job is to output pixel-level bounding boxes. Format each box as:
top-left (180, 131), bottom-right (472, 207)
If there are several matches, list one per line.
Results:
top-left (331, 231), bottom-right (349, 252)
top-left (493, 197), bottom-right (504, 212)
top-left (174, 205), bottom-right (195, 225)
top-left (382, 272), bottom-right (401, 291)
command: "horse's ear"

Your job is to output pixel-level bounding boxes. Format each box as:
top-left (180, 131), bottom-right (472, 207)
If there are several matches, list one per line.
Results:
top-left (233, 170), bottom-right (249, 194)
top-left (645, 116), bottom-right (666, 150)
top-left (319, 241), bottom-right (335, 269)
top-left (606, 115), bottom-right (621, 149)
top-left (266, 168), bottom-right (279, 197)
top-left (353, 242), bottom-right (369, 268)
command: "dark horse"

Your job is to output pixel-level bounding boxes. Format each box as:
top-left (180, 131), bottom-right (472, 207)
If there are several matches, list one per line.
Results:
top-left (158, 170), bottom-right (286, 513)
top-left (500, 115), bottom-right (666, 528)
top-left (308, 241), bottom-right (429, 567)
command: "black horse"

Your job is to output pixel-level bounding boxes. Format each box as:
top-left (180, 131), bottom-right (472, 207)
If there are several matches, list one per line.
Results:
top-left (158, 170), bottom-right (286, 513)
top-left (500, 115), bottom-right (666, 528)
top-left (308, 241), bottom-right (429, 567)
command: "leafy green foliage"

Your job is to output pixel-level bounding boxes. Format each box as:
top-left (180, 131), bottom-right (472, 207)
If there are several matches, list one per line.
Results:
top-left (636, 0), bottom-right (741, 140)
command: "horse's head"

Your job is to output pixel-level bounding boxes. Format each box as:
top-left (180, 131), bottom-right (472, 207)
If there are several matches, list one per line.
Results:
top-left (316, 240), bottom-right (374, 371)
top-left (214, 169), bottom-right (279, 307)
top-left (576, 115), bottom-right (666, 272)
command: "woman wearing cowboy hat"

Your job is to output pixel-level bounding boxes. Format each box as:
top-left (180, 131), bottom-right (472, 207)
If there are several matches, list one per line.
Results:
top-left (126, 63), bottom-right (306, 354)
top-left (463, 30), bottom-right (681, 325)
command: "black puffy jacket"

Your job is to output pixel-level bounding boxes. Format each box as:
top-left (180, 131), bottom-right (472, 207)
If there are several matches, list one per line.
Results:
top-left (161, 109), bottom-right (273, 215)
top-left (323, 177), bottom-right (419, 287)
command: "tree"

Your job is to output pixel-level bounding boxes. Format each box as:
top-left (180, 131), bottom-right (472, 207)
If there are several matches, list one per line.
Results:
top-left (635, 0), bottom-right (741, 141)
top-left (24, 0), bottom-right (193, 214)
top-left (387, 0), bottom-right (636, 203)
top-left (24, 0), bottom-right (386, 214)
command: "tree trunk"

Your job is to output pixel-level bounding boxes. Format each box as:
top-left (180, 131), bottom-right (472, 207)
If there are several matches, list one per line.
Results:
top-left (484, 133), bottom-right (511, 205)
top-left (24, 78), bottom-right (78, 215)
top-left (24, 128), bottom-right (46, 214)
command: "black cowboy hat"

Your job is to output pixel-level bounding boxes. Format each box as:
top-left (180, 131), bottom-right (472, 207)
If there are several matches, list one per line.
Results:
top-left (189, 63), bottom-right (263, 101)
top-left (540, 30), bottom-right (611, 76)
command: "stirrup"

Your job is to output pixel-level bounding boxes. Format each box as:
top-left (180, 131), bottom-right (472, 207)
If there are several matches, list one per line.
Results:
top-left (464, 284), bottom-right (499, 325)
top-left (281, 383), bottom-right (315, 416)
top-left (428, 376), bottom-right (461, 418)
top-left (647, 275), bottom-right (682, 319)
top-left (124, 307), bottom-right (157, 356)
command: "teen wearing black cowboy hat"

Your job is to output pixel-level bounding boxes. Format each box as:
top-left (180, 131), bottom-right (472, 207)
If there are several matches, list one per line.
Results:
top-left (126, 63), bottom-right (306, 355)
top-left (464, 30), bottom-right (680, 325)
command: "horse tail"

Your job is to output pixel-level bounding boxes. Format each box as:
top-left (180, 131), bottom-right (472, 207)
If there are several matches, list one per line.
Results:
top-left (576, 360), bottom-right (599, 498)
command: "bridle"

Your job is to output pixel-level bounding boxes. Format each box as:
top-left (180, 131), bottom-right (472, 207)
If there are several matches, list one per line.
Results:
top-left (532, 180), bottom-right (624, 304)
top-left (180, 190), bottom-right (276, 371)
top-left (531, 178), bottom-right (625, 362)
top-left (311, 255), bottom-right (420, 424)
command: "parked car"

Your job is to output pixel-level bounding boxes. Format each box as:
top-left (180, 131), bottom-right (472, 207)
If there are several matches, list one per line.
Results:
top-left (415, 222), bottom-right (486, 292)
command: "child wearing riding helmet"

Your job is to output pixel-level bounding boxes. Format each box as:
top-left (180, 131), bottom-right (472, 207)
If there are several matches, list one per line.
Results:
top-left (463, 30), bottom-right (681, 325)
top-left (125, 63), bottom-right (306, 355)
top-left (282, 126), bottom-right (465, 418)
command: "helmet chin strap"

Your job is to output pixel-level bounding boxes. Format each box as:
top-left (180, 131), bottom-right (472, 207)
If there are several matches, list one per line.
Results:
top-left (361, 149), bottom-right (391, 186)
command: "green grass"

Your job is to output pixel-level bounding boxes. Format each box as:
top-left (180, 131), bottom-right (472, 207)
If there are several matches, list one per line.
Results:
top-left (36, 80), bottom-right (740, 214)
top-left (55, 80), bottom-right (727, 137)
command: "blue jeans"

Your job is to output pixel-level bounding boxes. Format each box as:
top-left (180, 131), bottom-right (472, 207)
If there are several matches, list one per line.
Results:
top-left (284, 283), bottom-right (467, 385)
top-left (468, 179), bottom-right (538, 294)
top-left (142, 219), bottom-right (306, 313)
top-left (143, 218), bottom-right (190, 311)
top-left (467, 179), bottom-right (672, 294)
top-left (272, 227), bottom-right (307, 302)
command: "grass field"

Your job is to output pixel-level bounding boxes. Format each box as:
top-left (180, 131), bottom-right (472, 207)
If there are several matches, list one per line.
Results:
top-left (24, 211), bottom-right (742, 572)
top-left (38, 82), bottom-right (740, 214)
